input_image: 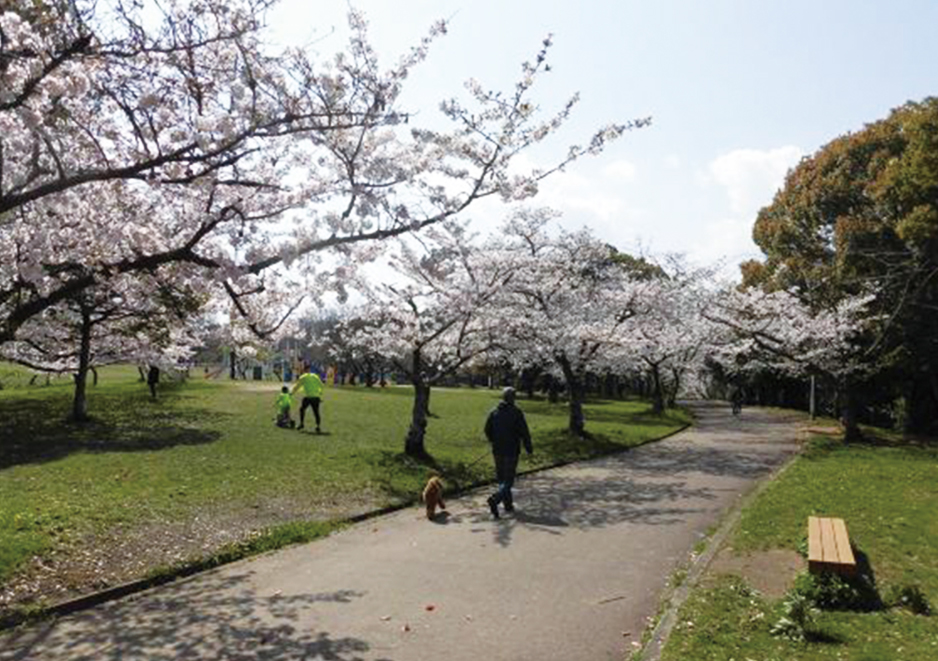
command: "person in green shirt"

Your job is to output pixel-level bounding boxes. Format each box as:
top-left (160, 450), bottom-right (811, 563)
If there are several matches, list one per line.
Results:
top-left (292, 365), bottom-right (324, 432)
top-left (275, 386), bottom-right (295, 428)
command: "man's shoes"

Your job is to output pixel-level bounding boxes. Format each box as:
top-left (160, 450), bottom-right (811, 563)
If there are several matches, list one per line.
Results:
top-left (504, 502), bottom-right (515, 513)
top-left (315, 426), bottom-right (321, 433)
top-left (296, 424), bottom-right (304, 430)
top-left (488, 497), bottom-right (499, 520)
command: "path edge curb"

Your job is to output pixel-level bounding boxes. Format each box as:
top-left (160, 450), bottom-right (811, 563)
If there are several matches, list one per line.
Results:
top-left (636, 434), bottom-right (805, 661)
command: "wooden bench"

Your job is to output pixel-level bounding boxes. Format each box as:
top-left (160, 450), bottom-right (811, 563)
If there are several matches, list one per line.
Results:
top-left (808, 516), bottom-right (856, 576)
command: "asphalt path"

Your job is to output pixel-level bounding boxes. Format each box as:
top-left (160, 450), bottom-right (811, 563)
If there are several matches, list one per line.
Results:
top-left (0, 401), bottom-right (803, 661)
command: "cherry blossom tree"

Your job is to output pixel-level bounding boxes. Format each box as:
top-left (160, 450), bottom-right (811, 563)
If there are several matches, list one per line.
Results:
top-left (341, 221), bottom-right (508, 457)
top-left (703, 287), bottom-right (877, 441)
top-left (480, 208), bottom-right (648, 436)
top-left (0, 1), bottom-right (649, 350)
top-left (1, 272), bottom-right (201, 420)
top-left (611, 260), bottom-right (714, 412)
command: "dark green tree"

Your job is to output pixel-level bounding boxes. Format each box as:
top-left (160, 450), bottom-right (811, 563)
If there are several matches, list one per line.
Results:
top-left (742, 97), bottom-right (938, 432)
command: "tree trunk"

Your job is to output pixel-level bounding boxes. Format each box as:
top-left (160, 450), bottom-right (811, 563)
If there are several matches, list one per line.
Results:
top-left (558, 357), bottom-right (585, 436)
top-left (603, 373), bottom-right (616, 399)
top-left (406, 380), bottom-right (430, 457)
top-left (650, 364), bottom-right (665, 414)
top-left (546, 374), bottom-right (560, 404)
top-left (91, 366), bottom-right (98, 386)
top-left (841, 378), bottom-right (862, 443)
top-left (71, 308), bottom-right (93, 422)
top-left (229, 347), bottom-right (237, 380)
top-left (405, 348), bottom-right (429, 457)
top-left (666, 367), bottom-right (680, 409)
top-left (522, 368), bottom-right (537, 399)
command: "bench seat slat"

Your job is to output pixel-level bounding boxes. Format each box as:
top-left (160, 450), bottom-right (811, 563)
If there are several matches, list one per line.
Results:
top-left (808, 516), bottom-right (823, 562)
top-left (831, 517), bottom-right (856, 565)
top-left (820, 517), bottom-right (837, 562)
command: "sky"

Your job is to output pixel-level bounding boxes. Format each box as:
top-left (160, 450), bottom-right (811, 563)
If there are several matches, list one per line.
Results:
top-left (268, 0), bottom-right (938, 280)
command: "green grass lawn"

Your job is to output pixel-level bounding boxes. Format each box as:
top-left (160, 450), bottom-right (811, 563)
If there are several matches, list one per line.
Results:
top-left (661, 435), bottom-right (938, 661)
top-left (0, 366), bottom-right (689, 594)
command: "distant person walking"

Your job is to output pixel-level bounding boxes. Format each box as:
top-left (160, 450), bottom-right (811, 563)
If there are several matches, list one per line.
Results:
top-left (730, 385), bottom-right (744, 416)
top-left (147, 365), bottom-right (160, 400)
top-left (484, 387), bottom-right (533, 519)
top-left (292, 365), bottom-right (324, 432)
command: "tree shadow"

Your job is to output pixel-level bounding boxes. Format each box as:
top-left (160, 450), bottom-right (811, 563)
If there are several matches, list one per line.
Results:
top-left (852, 428), bottom-right (938, 449)
top-left (464, 464), bottom-right (720, 548)
top-left (465, 404), bottom-right (801, 547)
top-left (366, 450), bottom-right (446, 504)
top-left (615, 443), bottom-right (791, 480)
top-left (1, 571), bottom-right (386, 661)
top-left (806, 629), bottom-right (846, 644)
top-left (0, 392), bottom-right (223, 470)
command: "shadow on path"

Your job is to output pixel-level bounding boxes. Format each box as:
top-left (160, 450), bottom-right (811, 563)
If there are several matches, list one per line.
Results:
top-left (459, 400), bottom-right (801, 547)
top-left (1, 571), bottom-right (383, 661)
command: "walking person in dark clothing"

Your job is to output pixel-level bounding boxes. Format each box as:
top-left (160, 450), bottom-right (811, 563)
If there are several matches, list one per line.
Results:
top-left (147, 365), bottom-right (160, 399)
top-left (730, 385), bottom-right (744, 416)
top-left (484, 387), bottom-right (533, 519)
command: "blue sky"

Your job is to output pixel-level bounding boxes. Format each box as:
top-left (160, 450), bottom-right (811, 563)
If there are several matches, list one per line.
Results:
top-left (271, 1), bottom-right (938, 278)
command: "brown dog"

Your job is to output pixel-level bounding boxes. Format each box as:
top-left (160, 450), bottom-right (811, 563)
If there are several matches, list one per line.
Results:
top-left (421, 476), bottom-right (446, 520)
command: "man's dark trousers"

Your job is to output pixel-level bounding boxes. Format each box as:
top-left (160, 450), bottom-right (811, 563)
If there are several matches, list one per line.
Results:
top-left (491, 453), bottom-right (520, 510)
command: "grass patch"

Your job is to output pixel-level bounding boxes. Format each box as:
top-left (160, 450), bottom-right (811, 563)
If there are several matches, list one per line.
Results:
top-left (661, 433), bottom-right (938, 660)
top-left (0, 366), bottom-right (687, 593)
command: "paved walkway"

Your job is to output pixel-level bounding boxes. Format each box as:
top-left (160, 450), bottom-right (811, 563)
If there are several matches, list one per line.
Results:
top-left (0, 402), bottom-right (803, 661)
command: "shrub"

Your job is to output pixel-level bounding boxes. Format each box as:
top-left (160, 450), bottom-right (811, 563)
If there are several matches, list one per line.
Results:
top-left (791, 570), bottom-right (881, 612)
top-left (770, 590), bottom-right (817, 641)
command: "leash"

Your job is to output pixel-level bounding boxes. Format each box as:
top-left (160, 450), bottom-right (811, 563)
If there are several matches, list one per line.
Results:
top-left (434, 448), bottom-right (490, 482)
top-left (463, 450), bottom-right (490, 470)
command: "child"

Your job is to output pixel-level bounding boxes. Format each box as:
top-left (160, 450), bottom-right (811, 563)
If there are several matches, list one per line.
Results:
top-left (275, 386), bottom-right (295, 428)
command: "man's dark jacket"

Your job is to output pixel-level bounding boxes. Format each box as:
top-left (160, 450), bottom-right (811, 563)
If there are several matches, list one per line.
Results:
top-left (485, 401), bottom-right (533, 456)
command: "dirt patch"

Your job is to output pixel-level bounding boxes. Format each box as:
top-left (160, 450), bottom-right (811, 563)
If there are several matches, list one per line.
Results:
top-left (704, 547), bottom-right (806, 599)
top-left (0, 491), bottom-right (392, 617)
top-left (800, 425), bottom-right (842, 436)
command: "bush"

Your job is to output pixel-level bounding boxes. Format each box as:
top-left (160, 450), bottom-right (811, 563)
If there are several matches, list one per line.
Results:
top-left (791, 569), bottom-right (881, 612)
top-left (770, 590), bottom-right (817, 641)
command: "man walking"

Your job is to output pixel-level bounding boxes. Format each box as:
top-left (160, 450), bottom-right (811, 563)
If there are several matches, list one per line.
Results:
top-left (484, 387), bottom-right (533, 519)
top-left (292, 364), bottom-right (325, 433)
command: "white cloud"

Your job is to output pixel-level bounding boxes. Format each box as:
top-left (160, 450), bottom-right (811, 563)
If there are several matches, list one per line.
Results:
top-left (694, 216), bottom-right (762, 268)
top-left (545, 171), bottom-right (625, 220)
top-left (602, 159), bottom-right (637, 182)
top-left (708, 146), bottom-right (803, 216)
